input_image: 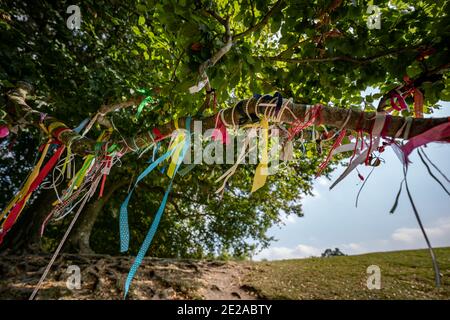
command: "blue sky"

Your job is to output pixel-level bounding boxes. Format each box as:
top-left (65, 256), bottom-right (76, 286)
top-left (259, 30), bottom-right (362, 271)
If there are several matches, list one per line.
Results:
top-left (255, 100), bottom-right (450, 260)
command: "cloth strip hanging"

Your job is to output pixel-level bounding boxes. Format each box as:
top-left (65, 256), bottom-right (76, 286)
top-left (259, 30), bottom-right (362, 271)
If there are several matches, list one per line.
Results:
top-left (121, 117), bottom-right (191, 298)
top-left (120, 119), bottom-right (190, 251)
top-left (400, 121), bottom-right (450, 163)
top-left (136, 88), bottom-right (155, 119)
top-left (316, 129), bottom-right (347, 177)
top-left (215, 127), bottom-right (258, 194)
top-left (212, 110), bottom-right (230, 145)
top-left (330, 112), bottom-right (386, 190)
top-left (119, 141), bottom-right (177, 252)
top-left (251, 116), bottom-right (269, 193)
top-left (29, 168), bottom-right (102, 300)
top-left (0, 142), bottom-right (65, 244)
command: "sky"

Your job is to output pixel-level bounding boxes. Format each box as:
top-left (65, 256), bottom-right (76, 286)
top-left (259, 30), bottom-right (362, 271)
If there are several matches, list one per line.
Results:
top-left (255, 99), bottom-right (450, 260)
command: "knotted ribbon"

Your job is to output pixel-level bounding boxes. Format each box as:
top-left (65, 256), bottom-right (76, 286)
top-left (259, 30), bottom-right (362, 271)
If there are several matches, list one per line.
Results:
top-left (136, 88), bottom-right (155, 119)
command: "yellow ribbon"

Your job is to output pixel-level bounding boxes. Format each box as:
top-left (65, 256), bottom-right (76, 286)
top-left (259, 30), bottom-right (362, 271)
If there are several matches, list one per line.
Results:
top-left (53, 129), bottom-right (111, 205)
top-left (47, 121), bottom-right (67, 134)
top-left (167, 131), bottom-right (185, 179)
top-left (251, 116), bottom-right (269, 193)
top-left (1, 140), bottom-right (51, 224)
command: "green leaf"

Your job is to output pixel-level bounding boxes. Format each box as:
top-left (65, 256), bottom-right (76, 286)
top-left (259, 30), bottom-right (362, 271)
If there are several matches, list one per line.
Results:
top-left (131, 26), bottom-right (141, 36)
top-left (138, 16), bottom-right (145, 26)
top-left (137, 42), bottom-right (148, 51)
top-left (406, 61), bottom-right (422, 78)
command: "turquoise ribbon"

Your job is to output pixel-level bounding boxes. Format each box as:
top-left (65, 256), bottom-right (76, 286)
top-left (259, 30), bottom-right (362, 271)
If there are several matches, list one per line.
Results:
top-left (120, 117), bottom-right (191, 298)
top-left (120, 146), bottom-right (174, 252)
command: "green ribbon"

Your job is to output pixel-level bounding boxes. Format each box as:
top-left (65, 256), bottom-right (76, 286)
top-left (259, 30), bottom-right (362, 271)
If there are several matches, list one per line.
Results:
top-left (136, 88), bottom-right (155, 119)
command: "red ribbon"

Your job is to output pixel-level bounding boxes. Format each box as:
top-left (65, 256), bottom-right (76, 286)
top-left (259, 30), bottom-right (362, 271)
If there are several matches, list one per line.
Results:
top-left (288, 104), bottom-right (322, 140)
top-left (212, 113), bottom-right (229, 145)
top-left (152, 128), bottom-right (167, 142)
top-left (413, 88), bottom-right (424, 118)
top-left (390, 93), bottom-right (408, 111)
top-left (0, 144), bottom-right (66, 244)
top-left (316, 129), bottom-right (347, 177)
top-left (98, 155), bottom-right (111, 198)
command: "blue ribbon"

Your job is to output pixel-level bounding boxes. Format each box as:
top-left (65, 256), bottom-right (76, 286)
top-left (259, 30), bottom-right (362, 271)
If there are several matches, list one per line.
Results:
top-left (120, 117), bottom-right (191, 298)
top-left (74, 118), bottom-right (90, 133)
top-left (119, 148), bottom-right (175, 252)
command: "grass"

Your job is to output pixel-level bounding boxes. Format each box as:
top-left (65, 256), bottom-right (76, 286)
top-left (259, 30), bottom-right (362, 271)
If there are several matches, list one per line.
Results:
top-left (243, 247), bottom-right (450, 299)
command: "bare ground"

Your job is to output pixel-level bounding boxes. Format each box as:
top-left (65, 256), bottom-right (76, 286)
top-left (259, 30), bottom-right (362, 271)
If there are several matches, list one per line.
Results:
top-left (1, 247), bottom-right (449, 300)
top-left (0, 254), bottom-right (257, 300)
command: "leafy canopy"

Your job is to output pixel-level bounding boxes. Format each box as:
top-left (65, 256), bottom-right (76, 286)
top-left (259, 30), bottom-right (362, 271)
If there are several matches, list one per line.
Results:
top-left (0, 0), bottom-right (448, 257)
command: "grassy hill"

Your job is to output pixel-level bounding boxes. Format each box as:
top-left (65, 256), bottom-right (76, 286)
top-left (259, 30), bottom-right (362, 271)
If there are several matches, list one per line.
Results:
top-left (244, 247), bottom-right (450, 299)
top-left (0, 247), bottom-right (449, 299)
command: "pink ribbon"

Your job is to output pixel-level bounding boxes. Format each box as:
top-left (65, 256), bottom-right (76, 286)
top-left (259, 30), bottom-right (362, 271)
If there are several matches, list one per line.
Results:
top-left (0, 125), bottom-right (9, 138)
top-left (390, 93), bottom-right (408, 111)
top-left (400, 121), bottom-right (450, 162)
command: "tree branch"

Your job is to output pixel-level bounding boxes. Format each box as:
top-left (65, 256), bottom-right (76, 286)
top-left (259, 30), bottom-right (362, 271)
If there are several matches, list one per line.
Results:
top-left (263, 45), bottom-right (427, 65)
top-left (203, 8), bottom-right (228, 27)
top-left (95, 96), bottom-right (145, 128)
top-left (377, 63), bottom-right (450, 111)
top-left (6, 82), bottom-right (449, 158)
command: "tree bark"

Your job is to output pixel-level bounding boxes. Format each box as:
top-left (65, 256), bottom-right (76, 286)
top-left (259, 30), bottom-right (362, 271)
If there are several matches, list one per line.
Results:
top-left (0, 189), bottom-right (56, 254)
top-left (6, 82), bottom-right (449, 158)
top-left (68, 180), bottom-right (127, 254)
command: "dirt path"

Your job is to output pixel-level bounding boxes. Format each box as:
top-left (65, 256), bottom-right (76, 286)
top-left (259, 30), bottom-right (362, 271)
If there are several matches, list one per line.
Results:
top-left (0, 254), bottom-right (258, 300)
top-left (197, 261), bottom-right (255, 300)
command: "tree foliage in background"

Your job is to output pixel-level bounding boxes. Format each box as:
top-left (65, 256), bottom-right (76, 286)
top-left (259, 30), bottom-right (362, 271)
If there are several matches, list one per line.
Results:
top-left (0, 0), bottom-right (448, 258)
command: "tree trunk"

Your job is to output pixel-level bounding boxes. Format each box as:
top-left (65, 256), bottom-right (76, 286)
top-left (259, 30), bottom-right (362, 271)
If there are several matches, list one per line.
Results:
top-left (68, 199), bottom-right (104, 254)
top-left (0, 189), bottom-right (56, 254)
top-left (68, 180), bottom-right (126, 254)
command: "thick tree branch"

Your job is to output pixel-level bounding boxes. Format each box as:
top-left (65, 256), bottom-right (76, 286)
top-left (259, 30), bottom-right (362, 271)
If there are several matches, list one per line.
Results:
top-left (6, 82), bottom-right (449, 158)
top-left (197, 1), bottom-right (284, 110)
top-left (96, 96), bottom-right (145, 128)
top-left (203, 8), bottom-right (228, 27)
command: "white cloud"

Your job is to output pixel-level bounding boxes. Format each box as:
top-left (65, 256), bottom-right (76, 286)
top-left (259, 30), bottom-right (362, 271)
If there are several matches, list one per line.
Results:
top-left (255, 218), bottom-right (450, 261)
top-left (341, 218), bottom-right (450, 255)
top-left (255, 244), bottom-right (322, 261)
top-left (391, 218), bottom-right (450, 245)
top-left (341, 242), bottom-right (366, 254)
